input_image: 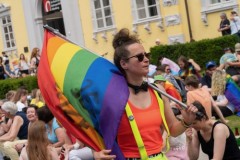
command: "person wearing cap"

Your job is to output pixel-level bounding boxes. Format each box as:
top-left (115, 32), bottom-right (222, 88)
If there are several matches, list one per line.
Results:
top-left (201, 61), bottom-right (217, 88)
top-left (154, 75), bottom-right (182, 101)
top-left (218, 47), bottom-right (238, 74)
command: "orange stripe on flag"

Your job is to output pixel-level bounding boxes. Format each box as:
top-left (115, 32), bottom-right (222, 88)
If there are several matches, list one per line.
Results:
top-left (47, 37), bottom-right (66, 65)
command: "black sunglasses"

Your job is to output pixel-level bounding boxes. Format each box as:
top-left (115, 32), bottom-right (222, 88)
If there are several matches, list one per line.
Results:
top-left (126, 52), bottom-right (150, 62)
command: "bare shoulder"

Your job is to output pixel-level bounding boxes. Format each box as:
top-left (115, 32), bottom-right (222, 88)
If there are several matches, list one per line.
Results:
top-left (213, 122), bottom-right (229, 138)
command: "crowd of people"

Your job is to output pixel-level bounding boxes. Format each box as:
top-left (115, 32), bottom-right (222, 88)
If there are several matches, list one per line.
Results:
top-left (0, 47), bottom-right (41, 80)
top-left (0, 27), bottom-right (239, 160)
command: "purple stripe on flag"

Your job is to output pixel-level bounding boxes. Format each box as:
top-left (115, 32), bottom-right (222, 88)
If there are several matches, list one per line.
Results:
top-left (99, 73), bottom-right (129, 158)
top-left (225, 79), bottom-right (240, 111)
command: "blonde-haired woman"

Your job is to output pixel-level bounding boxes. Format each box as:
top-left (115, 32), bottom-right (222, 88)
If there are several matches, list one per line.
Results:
top-left (19, 121), bottom-right (58, 160)
top-left (30, 89), bottom-right (45, 108)
top-left (30, 48), bottom-right (40, 75)
top-left (211, 70), bottom-right (235, 118)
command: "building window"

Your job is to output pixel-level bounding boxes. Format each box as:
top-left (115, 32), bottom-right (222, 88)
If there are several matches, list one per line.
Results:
top-left (132, 0), bottom-right (161, 24)
top-left (210, 0), bottom-right (230, 4)
top-left (92, 0), bottom-right (114, 32)
top-left (1, 15), bottom-right (15, 49)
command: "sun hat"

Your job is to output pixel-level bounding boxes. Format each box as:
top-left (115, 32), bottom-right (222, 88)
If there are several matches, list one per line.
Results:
top-left (154, 75), bottom-right (166, 82)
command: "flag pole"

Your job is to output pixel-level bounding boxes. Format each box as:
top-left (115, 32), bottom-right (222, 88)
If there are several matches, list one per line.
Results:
top-left (43, 25), bottom-right (100, 57)
top-left (148, 83), bottom-right (204, 118)
top-left (43, 25), bottom-right (78, 45)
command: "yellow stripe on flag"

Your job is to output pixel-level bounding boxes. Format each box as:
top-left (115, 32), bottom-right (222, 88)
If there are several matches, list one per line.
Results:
top-left (51, 43), bottom-right (81, 90)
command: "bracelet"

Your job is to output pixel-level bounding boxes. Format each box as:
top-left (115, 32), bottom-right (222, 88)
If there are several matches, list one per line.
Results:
top-left (181, 119), bottom-right (192, 128)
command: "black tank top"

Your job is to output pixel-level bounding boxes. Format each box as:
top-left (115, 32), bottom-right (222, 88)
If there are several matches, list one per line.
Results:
top-left (16, 112), bottom-right (29, 139)
top-left (198, 121), bottom-right (240, 160)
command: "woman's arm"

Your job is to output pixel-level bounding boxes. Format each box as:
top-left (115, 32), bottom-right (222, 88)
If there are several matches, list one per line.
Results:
top-left (215, 96), bottom-right (228, 107)
top-left (212, 124), bottom-right (228, 160)
top-left (0, 118), bottom-right (12, 132)
top-left (19, 146), bottom-right (28, 160)
top-left (0, 116), bottom-right (23, 142)
top-left (155, 84), bottom-right (196, 137)
top-left (189, 59), bottom-right (201, 72)
top-left (211, 98), bottom-right (228, 124)
top-left (186, 128), bottom-right (200, 160)
top-left (48, 146), bottom-right (59, 160)
top-left (52, 127), bottom-right (65, 148)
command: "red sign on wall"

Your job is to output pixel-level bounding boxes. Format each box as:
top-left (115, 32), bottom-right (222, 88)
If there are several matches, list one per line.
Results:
top-left (43, 0), bottom-right (61, 13)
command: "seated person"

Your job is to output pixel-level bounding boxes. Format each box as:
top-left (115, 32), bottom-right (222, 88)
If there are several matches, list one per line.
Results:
top-left (37, 106), bottom-right (68, 148)
top-left (211, 70), bottom-right (236, 118)
top-left (0, 101), bottom-right (29, 160)
top-left (201, 61), bottom-right (217, 89)
top-left (19, 121), bottom-right (58, 160)
top-left (186, 101), bottom-right (240, 160)
top-left (154, 75), bottom-right (182, 101)
top-left (15, 105), bottom-right (39, 153)
top-left (0, 100), bottom-right (12, 136)
top-left (185, 76), bottom-right (227, 124)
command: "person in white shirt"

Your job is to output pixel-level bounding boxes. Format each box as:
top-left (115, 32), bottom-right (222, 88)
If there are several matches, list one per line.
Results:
top-left (12, 88), bottom-right (28, 112)
top-left (18, 54), bottom-right (30, 77)
top-left (230, 11), bottom-right (240, 35)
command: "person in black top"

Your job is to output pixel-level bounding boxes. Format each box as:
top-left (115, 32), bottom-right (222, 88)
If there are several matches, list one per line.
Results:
top-left (186, 101), bottom-right (240, 160)
top-left (218, 12), bottom-right (231, 36)
top-left (201, 61), bottom-right (217, 88)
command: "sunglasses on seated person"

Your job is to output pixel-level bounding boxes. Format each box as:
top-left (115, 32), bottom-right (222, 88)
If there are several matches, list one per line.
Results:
top-left (126, 52), bottom-right (150, 62)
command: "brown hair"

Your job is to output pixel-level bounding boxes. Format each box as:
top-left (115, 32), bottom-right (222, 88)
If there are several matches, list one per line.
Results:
top-left (184, 75), bottom-right (199, 88)
top-left (112, 28), bottom-right (140, 75)
top-left (30, 48), bottom-right (39, 59)
top-left (27, 121), bottom-right (51, 160)
top-left (192, 101), bottom-right (209, 121)
top-left (156, 64), bottom-right (169, 72)
top-left (12, 88), bottom-right (28, 103)
top-left (5, 90), bottom-right (16, 101)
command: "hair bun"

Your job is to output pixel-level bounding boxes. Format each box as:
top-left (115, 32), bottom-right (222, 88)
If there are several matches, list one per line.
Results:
top-left (112, 28), bottom-right (139, 49)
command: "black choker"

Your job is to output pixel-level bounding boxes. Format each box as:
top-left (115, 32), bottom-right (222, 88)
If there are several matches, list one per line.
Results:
top-left (127, 82), bottom-right (148, 94)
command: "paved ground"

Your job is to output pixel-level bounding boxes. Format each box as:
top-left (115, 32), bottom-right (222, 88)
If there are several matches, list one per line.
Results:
top-left (198, 147), bottom-right (208, 160)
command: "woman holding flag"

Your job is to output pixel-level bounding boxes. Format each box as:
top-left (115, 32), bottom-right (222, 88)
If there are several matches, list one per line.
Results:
top-left (93, 28), bottom-right (198, 159)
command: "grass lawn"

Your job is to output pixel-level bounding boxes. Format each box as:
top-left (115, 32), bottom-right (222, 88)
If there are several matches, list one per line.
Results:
top-left (225, 115), bottom-right (240, 134)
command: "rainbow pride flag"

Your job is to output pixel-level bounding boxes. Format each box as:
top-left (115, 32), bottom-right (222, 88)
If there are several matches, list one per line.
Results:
top-left (225, 76), bottom-right (240, 113)
top-left (38, 29), bottom-right (129, 158)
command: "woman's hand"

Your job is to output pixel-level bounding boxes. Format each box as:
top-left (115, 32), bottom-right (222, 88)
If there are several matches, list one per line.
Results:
top-left (15, 143), bottom-right (25, 152)
top-left (93, 149), bottom-right (116, 160)
top-left (185, 128), bottom-right (193, 141)
top-left (180, 104), bottom-right (198, 125)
